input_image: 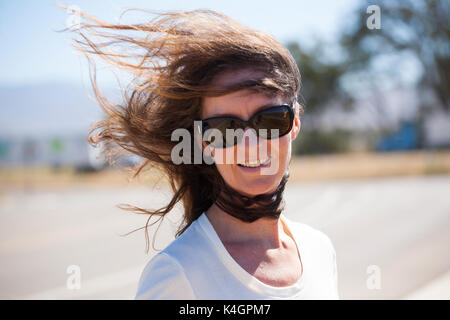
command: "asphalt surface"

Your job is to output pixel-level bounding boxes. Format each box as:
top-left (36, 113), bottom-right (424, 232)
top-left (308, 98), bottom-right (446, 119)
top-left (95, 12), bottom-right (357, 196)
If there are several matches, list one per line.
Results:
top-left (1, 174), bottom-right (449, 299)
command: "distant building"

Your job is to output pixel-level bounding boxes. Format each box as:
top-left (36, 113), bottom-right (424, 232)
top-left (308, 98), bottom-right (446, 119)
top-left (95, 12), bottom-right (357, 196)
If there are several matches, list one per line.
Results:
top-left (375, 121), bottom-right (419, 151)
top-left (0, 135), bottom-right (144, 170)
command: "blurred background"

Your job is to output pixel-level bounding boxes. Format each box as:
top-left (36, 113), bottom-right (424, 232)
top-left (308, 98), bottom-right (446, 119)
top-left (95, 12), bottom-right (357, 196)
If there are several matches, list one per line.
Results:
top-left (0, 0), bottom-right (449, 299)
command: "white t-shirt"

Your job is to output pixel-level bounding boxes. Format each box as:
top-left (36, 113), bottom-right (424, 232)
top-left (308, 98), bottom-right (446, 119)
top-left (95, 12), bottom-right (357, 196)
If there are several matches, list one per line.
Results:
top-left (135, 212), bottom-right (339, 299)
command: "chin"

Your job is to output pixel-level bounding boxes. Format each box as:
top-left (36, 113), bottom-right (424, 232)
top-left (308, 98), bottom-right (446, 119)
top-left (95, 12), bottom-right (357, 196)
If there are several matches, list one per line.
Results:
top-left (216, 160), bottom-right (286, 197)
top-left (235, 175), bottom-right (281, 197)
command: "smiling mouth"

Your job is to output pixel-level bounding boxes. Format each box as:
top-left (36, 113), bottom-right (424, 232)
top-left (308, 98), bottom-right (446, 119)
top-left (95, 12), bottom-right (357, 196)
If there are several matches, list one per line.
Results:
top-left (237, 157), bottom-right (271, 168)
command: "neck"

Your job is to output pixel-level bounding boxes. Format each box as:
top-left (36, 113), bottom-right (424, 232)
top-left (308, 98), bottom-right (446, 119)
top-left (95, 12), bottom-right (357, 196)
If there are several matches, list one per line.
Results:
top-left (205, 203), bottom-right (285, 247)
top-left (211, 172), bottom-right (289, 224)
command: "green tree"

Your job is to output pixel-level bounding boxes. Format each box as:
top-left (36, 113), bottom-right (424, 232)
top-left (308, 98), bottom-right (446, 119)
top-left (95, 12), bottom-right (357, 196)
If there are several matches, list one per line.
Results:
top-left (287, 42), bottom-right (352, 118)
top-left (287, 42), bottom-right (354, 155)
top-left (340, 0), bottom-right (449, 111)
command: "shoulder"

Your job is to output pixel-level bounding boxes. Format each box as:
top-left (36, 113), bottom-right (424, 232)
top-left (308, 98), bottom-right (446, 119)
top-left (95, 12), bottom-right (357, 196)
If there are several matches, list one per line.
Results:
top-left (135, 221), bottom-right (204, 300)
top-left (135, 251), bottom-right (196, 300)
top-left (285, 217), bottom-right (338, 292)
top-left (283, 216), bottom-right (336, 258)
top-left (288, 219), bottom-right (340, 299)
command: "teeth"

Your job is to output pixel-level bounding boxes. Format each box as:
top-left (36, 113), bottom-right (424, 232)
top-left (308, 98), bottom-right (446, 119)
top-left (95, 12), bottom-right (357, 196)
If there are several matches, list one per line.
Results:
top-left (242, 161), bottom-right (260, 167)
top-left (239, 158), bottom-right (270, 168)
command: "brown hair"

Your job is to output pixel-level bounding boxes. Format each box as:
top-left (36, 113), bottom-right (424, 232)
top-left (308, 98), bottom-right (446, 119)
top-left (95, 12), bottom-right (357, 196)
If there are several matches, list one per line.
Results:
top-left (69, 8), bottom-right (303, 252)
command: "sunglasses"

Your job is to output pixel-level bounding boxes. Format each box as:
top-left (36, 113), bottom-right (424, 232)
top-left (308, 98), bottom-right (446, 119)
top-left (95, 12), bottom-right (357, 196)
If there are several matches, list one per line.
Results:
top-left (199, 104), bottom-right (294, 148)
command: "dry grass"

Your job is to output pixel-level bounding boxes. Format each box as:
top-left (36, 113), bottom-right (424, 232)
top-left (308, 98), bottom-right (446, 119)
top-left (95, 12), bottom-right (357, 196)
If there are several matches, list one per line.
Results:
top-left (1, 150), bottom-right (450, 189)
top-left (0, 165), bottom-right (165, 189)
top-left (289, 150), bottom-right (450, 182)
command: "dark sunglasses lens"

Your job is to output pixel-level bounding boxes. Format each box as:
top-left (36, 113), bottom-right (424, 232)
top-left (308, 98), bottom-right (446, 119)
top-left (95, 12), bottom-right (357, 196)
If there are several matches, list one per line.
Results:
top-left (253, 106), bottom-right (293, 139)
top-left (203, 118), bottom-right (244, 148)
top-left (202, 106), bottom-right (293, 148)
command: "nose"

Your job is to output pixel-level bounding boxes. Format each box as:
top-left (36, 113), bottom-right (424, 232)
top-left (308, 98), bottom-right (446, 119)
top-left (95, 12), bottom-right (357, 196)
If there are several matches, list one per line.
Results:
top-left (241, 127), bottom-right (259, 147)
top-left (236, 127), bottom-right (260, 162)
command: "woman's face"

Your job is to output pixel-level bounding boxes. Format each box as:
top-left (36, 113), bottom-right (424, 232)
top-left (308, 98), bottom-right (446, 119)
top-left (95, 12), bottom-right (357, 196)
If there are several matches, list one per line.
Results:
top-left (201, 69), bottom-right (301, 197)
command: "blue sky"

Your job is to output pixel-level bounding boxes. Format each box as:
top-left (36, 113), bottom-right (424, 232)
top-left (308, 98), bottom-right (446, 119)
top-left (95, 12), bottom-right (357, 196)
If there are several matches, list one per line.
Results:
top-left (0, 0), bottom-right (360, 86)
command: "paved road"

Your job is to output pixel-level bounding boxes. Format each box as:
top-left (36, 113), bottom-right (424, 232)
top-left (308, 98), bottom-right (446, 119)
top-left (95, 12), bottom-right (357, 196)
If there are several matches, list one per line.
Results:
top-left (1, 174), bottom-right (449, 299)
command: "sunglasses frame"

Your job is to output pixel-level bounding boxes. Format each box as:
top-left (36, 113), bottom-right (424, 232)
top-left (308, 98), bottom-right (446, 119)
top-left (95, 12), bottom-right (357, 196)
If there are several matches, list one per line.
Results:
top-left (199, 104), bottom-right (295, 148)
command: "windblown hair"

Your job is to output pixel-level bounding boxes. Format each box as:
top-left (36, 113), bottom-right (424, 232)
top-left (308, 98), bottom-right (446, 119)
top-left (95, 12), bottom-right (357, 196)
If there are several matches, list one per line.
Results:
top-left (70, 8), bottom-right (303, 252)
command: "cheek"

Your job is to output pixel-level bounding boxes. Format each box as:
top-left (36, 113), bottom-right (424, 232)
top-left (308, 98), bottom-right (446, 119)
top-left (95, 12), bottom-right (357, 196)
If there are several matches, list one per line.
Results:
top-left (214, 163), bottom-right (236, 186)
top-left (268, 135), bottom-right (291, 163)
top-left (212, 147), bottom-right (238, 183)
top-left (280, 135), bottom-right (292, 160)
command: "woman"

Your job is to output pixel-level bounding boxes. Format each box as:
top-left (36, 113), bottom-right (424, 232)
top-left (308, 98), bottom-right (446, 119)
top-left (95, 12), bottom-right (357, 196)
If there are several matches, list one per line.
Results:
top-left (72, 8), bottom-right (338, 299)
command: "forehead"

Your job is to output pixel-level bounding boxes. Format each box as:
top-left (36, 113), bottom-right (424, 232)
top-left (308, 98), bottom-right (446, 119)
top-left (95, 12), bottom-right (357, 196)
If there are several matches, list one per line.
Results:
top-left (201, 69), bottom-right (285, 119)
